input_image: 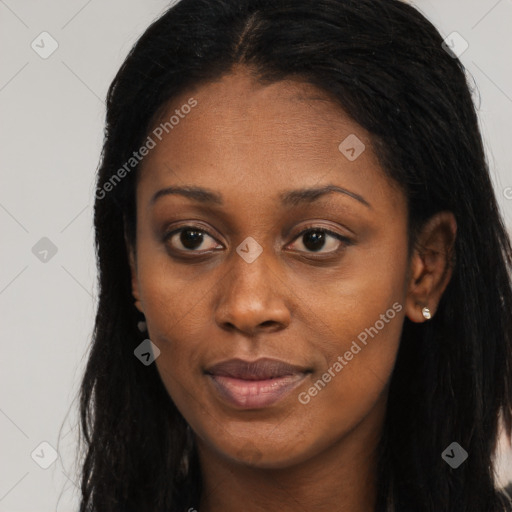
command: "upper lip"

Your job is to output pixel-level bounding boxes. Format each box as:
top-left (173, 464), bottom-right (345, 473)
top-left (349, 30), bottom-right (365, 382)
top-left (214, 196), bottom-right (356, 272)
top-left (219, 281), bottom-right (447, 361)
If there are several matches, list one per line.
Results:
top-left (205, 357), bottom-right (310, 380)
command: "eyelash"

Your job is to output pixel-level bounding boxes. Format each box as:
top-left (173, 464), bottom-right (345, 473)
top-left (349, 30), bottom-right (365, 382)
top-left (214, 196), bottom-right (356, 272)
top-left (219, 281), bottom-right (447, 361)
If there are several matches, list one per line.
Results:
top-left (163, 224), bottom-right (352, 258)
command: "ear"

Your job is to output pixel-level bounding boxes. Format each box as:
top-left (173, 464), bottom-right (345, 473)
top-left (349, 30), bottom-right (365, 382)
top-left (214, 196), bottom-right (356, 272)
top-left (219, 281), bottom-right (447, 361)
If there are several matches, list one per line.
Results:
top-left (404, 211), bottom-right (457, 323)
top-left (125, 226), bottom-right (144, 314)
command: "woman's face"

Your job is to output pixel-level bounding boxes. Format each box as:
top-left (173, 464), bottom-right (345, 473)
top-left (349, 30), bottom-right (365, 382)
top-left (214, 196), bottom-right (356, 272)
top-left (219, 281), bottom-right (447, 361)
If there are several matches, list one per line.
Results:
top-left (130, 68), bottom-right (412, 469)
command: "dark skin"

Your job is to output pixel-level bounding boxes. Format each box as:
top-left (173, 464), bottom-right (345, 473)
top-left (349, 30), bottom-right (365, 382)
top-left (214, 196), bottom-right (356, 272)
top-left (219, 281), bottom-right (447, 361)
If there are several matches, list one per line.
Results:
top-left (128, 66), bottom-right (457, 512)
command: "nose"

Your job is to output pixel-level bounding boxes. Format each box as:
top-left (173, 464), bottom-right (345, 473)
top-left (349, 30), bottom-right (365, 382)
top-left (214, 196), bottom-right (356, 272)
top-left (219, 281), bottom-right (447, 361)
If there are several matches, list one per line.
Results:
top-left (214, 248), bottom-right (291, 336)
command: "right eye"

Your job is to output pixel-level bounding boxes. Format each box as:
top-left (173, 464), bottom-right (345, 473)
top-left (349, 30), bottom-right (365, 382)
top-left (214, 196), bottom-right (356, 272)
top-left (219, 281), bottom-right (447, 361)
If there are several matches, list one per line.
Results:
top-left (164, 225), bottom-right (223, 254)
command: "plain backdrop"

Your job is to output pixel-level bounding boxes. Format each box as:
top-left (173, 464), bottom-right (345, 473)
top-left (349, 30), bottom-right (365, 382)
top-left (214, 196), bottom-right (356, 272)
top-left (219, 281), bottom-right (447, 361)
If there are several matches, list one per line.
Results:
top-left (1, 0), bottom-right (511, 510)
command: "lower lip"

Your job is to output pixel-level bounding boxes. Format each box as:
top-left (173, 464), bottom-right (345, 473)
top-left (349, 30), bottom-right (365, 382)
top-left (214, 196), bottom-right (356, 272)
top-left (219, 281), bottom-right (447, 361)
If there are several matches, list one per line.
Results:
top-left (207, 373), bottom-right (308, 409)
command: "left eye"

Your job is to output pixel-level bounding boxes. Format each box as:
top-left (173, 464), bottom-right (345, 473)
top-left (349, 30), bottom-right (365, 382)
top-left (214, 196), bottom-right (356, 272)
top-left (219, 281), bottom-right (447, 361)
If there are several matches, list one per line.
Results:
top-left (288, 228), bottom-right (350, 254)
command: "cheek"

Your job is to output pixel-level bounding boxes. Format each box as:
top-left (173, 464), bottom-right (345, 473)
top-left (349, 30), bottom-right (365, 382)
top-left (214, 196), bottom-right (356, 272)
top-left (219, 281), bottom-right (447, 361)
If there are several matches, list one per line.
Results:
top-left (140, 273), bottom-right (208, 365)
top-left (136, 245), bottom-right (213, 342)
top-left (288, 282), bottom-right (405, 463)
top-left (291, 229), bottom-right (408, 411)
top-left (134, 252), bottom-right (219, 398)
top-left (301, 224), bottom-right (409, 355)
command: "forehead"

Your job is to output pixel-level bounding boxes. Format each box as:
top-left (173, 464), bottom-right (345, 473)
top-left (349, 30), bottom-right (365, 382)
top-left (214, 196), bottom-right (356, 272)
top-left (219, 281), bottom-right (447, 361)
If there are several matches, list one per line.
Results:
top-left (137, 67), bottom-right (398, 211)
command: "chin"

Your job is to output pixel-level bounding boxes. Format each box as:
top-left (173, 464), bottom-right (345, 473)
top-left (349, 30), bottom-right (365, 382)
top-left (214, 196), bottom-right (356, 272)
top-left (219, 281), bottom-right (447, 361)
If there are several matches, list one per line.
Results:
top-left (210, 435), bottom-right (318, 470)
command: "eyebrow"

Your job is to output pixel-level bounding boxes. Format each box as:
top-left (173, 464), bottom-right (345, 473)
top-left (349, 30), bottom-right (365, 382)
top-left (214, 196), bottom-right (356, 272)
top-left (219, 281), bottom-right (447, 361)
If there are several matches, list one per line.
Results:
top-left (150, 184), bottom-right (371, 209)
top-left (280, 185), bottom-right (371, 209)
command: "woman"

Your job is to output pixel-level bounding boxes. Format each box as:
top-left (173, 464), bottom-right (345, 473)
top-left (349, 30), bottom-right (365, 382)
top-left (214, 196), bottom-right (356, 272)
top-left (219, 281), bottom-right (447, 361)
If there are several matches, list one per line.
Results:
top-left (77, 0), bottom-right (512, 510)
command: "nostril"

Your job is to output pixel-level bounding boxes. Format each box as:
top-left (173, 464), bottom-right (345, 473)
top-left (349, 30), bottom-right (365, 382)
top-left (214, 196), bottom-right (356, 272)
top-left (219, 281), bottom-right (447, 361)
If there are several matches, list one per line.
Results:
top-left (258, 320), bottom-right (285, 333)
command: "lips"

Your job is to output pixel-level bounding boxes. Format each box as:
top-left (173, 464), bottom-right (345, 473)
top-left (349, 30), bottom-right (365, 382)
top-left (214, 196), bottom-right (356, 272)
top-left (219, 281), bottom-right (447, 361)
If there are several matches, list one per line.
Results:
top-left (206, 357), bottom-right (308, 380)
top-left (205, 357), bottom-right (311, 409)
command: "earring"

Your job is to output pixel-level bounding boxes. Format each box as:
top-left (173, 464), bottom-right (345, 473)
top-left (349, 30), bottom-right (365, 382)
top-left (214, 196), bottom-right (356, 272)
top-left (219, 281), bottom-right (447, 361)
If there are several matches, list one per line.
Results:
top-left (137, 318), bottom-right (147, 332)
top-left (422, 306), bottom-right (432, 320)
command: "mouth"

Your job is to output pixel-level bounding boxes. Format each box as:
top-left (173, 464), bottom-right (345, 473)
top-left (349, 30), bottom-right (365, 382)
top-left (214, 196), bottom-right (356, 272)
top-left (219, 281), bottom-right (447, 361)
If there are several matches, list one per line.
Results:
top-left (205, 357), bottom-right (311, 409)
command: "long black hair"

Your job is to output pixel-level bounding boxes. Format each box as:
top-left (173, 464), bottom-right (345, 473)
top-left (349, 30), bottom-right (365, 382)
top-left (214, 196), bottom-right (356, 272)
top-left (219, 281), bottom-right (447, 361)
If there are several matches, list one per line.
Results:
top-left (77, 0), bottom-right (512, 510)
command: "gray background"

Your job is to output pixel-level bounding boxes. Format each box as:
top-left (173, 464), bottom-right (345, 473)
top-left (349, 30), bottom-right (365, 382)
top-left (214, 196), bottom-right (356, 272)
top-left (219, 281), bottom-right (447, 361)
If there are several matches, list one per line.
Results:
top-left (1, 0), bottom-right (511, 510)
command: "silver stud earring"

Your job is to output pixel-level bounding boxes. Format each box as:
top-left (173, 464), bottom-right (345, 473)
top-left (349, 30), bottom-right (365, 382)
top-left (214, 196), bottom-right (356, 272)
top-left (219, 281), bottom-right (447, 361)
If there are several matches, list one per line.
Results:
top-left (137, 319), bottom-right (147, 332)
top-left (422, 306), bottom-right (432, 320)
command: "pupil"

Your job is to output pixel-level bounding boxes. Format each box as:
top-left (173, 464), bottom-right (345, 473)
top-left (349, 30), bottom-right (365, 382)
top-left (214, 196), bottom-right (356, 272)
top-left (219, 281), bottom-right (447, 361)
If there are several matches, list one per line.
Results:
top-left (303, 231), bottom-right (325, 251)
top-left (181, 229), bottom-right (203, 250)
